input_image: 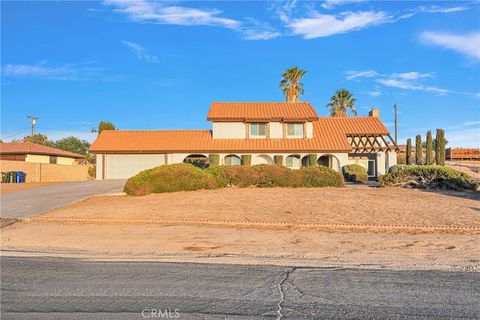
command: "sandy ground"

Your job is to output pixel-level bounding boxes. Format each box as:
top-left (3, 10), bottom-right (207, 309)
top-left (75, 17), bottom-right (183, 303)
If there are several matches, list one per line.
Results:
top-left (2, 187), bottom-right (479, 271)
top-left (447, 160), bottom-right (480, 182)
top-left (0, 182), bottom-right (61, 194)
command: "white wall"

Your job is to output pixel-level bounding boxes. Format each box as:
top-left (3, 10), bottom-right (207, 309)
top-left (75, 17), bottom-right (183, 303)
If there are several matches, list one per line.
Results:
top-left (212, 122), bottom-right (245, 139)
top-left (269, 122), bottom-right (283, 138)
top-left (306, 122), bottom-right (313, 138)
top-left (96, 154), bottom-right (103, 180)
top-left (103, 154), bottom-right (166, 179)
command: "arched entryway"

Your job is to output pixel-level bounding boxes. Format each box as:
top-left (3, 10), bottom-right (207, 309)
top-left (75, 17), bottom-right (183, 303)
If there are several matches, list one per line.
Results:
top-left (317, 154), bottom-right (340, 171)
top-left (285, 154), bottom-right (301, 169)
top-left (253, 155), bottom-right (274, 165)
top-left (301, 155), bottom-right (311, 167)
top-left (224, 154), bottom-right (242, 166)
top-left (183, 154), bottom-right (209, 169)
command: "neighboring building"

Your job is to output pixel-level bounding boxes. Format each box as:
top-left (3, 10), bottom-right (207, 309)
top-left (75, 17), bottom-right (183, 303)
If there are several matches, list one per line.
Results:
top-left (0, 142), bottom-right (85, 165)
top-left (90, 102), bottom-right (398, 180)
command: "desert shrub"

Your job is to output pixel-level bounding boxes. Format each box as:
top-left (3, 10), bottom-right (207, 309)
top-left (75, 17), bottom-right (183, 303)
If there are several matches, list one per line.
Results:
top-left (308, 154), bottom-right (317, 167)
top-left (241, 155), bottom-right (252, 166)
top-left (378, 165), bottom-right (476, 191)
top-left (208, 154), bottom-right (219, 166)
top-left (124, 164), bottom-right (217, 196)
top-left (274, 155), bottom-right (283, 166)
top-left (396, 153), bottom-right (406, 165)
top-left (88, 165), bottom-right (96, 178)
top-left (342, 164), bottom-right (368, 183)
top-left (125, 163), bottom-right (344, 195)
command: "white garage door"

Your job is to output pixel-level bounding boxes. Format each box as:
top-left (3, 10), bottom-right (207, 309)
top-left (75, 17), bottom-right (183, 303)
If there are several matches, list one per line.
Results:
top-left (105, 154), bottom-right (166, 179)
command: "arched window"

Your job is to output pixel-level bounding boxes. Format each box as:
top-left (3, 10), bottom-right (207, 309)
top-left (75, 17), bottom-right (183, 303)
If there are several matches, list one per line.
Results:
top-left (285, 155), bottom-right (301, 169)
top-left (183, 154), bottom-right (209, 169)
top-left (224, 154), bottom-right (242, 166)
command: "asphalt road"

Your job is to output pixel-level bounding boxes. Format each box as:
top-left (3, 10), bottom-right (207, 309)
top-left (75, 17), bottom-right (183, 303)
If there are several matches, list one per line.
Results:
top-left (1, 257), bottom-right (479, 319)
top-left (0, 180), bottom-right (125, 218)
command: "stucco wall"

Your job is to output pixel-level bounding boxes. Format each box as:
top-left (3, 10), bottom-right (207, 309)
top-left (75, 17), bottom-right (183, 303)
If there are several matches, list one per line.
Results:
top-left (56, 157), bottom-right (75, 165)
top-left (269, 122), bottom-right (283, 138)
top-left (25, 154), bottom-right (50, 164)
top-left (1, 160), bottom-right (90, 183)
top-left (212, 122), bottom-right (246, 139)
top-left (306, 122), bottom-right (313, 138)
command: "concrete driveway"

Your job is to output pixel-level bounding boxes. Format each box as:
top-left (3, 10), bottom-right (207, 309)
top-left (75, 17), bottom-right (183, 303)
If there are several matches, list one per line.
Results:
top-left (1, 180), bottom-right (125, 218)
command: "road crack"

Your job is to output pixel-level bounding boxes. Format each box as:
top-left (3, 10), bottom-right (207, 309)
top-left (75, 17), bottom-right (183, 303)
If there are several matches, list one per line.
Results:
top-left (275, 267), bottom-right (296, 320)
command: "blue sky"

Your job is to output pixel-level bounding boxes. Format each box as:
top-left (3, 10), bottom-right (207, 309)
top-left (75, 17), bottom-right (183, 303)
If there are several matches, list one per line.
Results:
top-left (1, 0), bottom-right (479, 147)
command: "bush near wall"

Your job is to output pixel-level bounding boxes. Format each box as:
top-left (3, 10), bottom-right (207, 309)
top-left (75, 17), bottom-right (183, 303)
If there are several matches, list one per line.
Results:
top-left (124, 163), bottom-right (344, 196)
top-left (241, 155), bottom-right (252, 166)
top-left (342, 164), bottom-right (368, 183)
top-left (378, 165), bottom-right (477, 191)
top-left (208, 154), bottom-right (220, 166)
top-left (274, 155), bottom-right (283, 166)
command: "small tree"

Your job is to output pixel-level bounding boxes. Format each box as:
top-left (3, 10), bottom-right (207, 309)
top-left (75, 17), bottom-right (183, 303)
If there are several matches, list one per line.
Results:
top-left (426, 131), bottom-right (434, 165)
top-left (53, 136), bottom-right (91, 156)
top-left (93, 121), bottom-right (116, 134)
top-left (436, 129), bottom-right (446, 166)
top-left (21, 133), bottom-right (51, 146)
top-left (406, 139), bottom-right (413, 165)
top-left (415, 135), bottom-right (422, 165)
top-left (241, 155), bottom-right (252, 166)
top-left (274, 155), bottom-right (283, 166)
top-left (308, 154), bottom-right (317, 167)
top-left (208, 154), bottom-right (219, 166)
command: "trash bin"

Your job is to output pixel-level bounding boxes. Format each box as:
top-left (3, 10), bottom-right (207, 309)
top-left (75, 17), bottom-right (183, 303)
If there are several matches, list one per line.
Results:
top-left (20, 171), bottom-right (26, 183)
top-left (16, 172), bottom-right (21, 183)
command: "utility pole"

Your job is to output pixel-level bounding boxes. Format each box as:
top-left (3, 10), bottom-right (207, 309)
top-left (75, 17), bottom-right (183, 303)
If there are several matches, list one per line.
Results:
top-left (27, 115), bottom-right (38, 137)
top-left (393, 104), bottom-right (398, 146)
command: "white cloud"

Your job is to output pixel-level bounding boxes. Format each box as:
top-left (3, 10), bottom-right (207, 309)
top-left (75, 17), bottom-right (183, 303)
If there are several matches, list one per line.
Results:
top-left (288, 11), bottom-right (389, 39)
top-left (2, 63), bottom-right (104, 80)
top-left (419, 31), bottom-right (480, 60)
top-left (376, 78), bottom-right (450, 94)
top-left (121, 40), bottom-right (158, 63)
top-left (367, 90), bottom-right (382, 96)
top-left (344, 70), bottom-right (379, 80)
top-left (418, 6), bottom-right (468, 14)
top-left (104, 0), bottom-right (240, 29)
top-left (463, 121), bottom-right (480, 126)
top-left (321, 0), bottom-right (365, 10)
top-left (242, 29), bottom-right (281, 40)
top-left (390, 72), bottom-right (433, 80)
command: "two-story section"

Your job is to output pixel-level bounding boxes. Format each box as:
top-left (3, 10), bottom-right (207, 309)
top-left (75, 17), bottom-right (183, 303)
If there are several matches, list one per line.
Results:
top-left (208, 102), bottom-right (316, 140)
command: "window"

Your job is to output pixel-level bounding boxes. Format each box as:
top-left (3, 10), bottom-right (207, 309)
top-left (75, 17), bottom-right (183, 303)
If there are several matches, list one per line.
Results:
top-left (49, 156), bottom-right (58, 164)
top-left (285, 155), bottom-right (301, 168)
top-left (224, 155), bottom-right (242, 166)
top-left (250, 123), bottom-right (266, 137)
top-left (287, 123), bottom-right (304, 137)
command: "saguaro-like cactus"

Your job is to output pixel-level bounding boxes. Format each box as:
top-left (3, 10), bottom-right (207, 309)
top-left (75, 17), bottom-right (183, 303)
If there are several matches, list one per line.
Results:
top-left (426, 131), bottom-right (434, 165)
top-left (406, 139), bottom-right (413, 165)
top-left (415, 135), bottom-right (423, 165)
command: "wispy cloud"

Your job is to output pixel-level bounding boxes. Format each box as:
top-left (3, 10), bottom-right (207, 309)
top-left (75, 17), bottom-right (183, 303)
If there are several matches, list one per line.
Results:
top-left (241, 18), bottom-right (281, 40)
top-left (418, 5), bottom-right (468, 14)
top-left (287, 10), bottom-right (389, 39)
top-left (419, 31), bottom-right (480, 60)
top-left (390, 72), bottom-right (434, 80)
top-left (121, 40), bottom-right (158, 63)
top-left (2, 62), bottom-right (104, 80)
top-left (321, 0), bottom-right (365, 10)
top-left (104, 0), bottom-right (240, 29)
top-left (344, 70), bottom-right (379, 80)
top-left (367, 90), bottom-right (382, 96)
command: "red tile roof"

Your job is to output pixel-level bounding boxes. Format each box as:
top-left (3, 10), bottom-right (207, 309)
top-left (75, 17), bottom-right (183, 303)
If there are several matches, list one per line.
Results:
top-left (207, 102), bottom-right (319, 121)
top-left (0, 142), bottom-right (85, 159)
top-left (90, 116), bottom-right (390, 153)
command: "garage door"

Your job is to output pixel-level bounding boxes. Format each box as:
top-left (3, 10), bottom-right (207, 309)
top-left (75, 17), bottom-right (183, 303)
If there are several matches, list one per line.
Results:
top-left (104, 154), bottom-right (165, 179)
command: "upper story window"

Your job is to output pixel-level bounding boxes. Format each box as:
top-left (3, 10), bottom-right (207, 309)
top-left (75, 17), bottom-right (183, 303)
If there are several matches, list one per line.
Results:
top-left (287, 123), bottom-right (304, 138)
top-left (250, 123), bottom-right (267, 137)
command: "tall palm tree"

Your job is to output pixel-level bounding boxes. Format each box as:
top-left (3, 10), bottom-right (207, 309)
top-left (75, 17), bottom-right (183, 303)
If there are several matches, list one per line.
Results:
top-left (326, 89), bottom-right (357, 117)
top-left (279, 66), bottom-right (307, 102)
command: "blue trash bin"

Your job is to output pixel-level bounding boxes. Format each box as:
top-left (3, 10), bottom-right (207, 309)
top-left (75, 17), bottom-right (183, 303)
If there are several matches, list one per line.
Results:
top-left (16, 172), bottom-right (21, 183)
top-left (21, 172), bottom-right (26, 183)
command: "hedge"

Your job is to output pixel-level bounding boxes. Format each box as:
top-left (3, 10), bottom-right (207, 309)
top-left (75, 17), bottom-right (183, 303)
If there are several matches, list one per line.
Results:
top-left (124, 163), bottom-right (344, 195)
top-left (241, 155), bottom-right (252, 166)
top-left (209, 154), bottom-right (220, 166)
top-left (378, 165), bottom-right (476, 191)
top-left (274, 155), bottom-right (283, 166)
top-left (343, 164), bottom-right (368, 183)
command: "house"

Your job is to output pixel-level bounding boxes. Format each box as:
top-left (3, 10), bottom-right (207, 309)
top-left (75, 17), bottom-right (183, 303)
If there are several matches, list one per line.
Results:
top-left (0, 141), bottom-right (85, 165)
top-left (90, 102), bottom-right (397, 180)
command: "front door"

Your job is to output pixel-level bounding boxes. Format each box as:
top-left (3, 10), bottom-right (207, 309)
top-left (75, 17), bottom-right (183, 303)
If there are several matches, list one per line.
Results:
top-left (367, 159), bottom-right (376, 177)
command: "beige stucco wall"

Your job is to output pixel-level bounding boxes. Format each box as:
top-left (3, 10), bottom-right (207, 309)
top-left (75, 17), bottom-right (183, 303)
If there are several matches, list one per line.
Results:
top-left (96, 154), bottom-right (103, 180)
top-left (1, 160), bottom-right (90, 183)
top-left (25, 154), bottom-right (50, 164)
top-left (212, 122), bottom-right (246, 139)
top-left (56, 157), bottom-right (75, 165)
top-left (103, 154), bottom-right (166, 179)
top-left (306, 122), bottom-right (313, 138)
top-left (269, 122), bottom-right (283, 138)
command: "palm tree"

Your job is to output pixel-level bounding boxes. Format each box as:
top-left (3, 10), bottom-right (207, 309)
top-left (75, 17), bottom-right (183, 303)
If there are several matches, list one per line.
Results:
top-left (326, 89), bottom-right (357, 117)
top-left (279, 66), bottom-right (307, 102)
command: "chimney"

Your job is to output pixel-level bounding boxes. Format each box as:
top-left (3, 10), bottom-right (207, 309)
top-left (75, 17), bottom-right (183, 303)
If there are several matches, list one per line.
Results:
top-left (369, 108), bottom-right (379, 117)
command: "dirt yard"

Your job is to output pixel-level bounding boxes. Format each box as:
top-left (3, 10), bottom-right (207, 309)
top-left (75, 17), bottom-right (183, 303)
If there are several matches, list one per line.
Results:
top-left (2, 186), bottom-right (479, 270)
top-left (0, 182), bottom-right (61, 194)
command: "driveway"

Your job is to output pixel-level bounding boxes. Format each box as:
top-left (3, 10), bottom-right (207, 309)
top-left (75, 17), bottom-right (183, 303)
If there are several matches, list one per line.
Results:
top-left (0, 180), bottom-right (125, 218)
top-left (1, 257), bottom-right (479, 319)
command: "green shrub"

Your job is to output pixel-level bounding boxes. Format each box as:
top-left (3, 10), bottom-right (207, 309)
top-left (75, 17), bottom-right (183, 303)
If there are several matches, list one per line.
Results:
top-left (241, 155), bottom-right (252, 166)
top-left (415, 135), bottom-right (423, 165)
top-left (308, 154), bottom-right (317, 167)
top-left (125, 163), bottom-right (344, 195)
top-left (342, 164), bottom-right (368, 183)
top-left (378, 165), bottom-right (476, 191)
top-left (208, 154), bottom-right (219, 166)
top-left (88, 165), bottom-right (96, 178)
top-left (274, 155), bottom-right (283, 166)
top-left (406, 139), bottom-right (413, 165)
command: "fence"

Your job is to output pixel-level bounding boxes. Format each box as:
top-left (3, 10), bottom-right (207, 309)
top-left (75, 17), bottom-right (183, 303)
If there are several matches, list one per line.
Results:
top-left (0, 160), bottom-right (92, 183)
top-left (446, 148), bottom-right (480, 160)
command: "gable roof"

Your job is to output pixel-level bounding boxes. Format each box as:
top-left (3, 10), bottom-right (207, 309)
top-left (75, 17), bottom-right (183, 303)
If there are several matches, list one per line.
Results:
top-left (90, 116), bottom-right (390, 153)
top-left (0, 142), bottom-right (85, 159)
top-left (207, 102), bottom-right (319, 121)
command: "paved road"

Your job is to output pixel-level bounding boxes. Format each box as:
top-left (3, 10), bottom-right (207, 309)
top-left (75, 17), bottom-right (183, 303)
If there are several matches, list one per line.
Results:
top-left (0, 180), bottom-right (125, 218)
top-left (1, 257), bottom-right (478, 319)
